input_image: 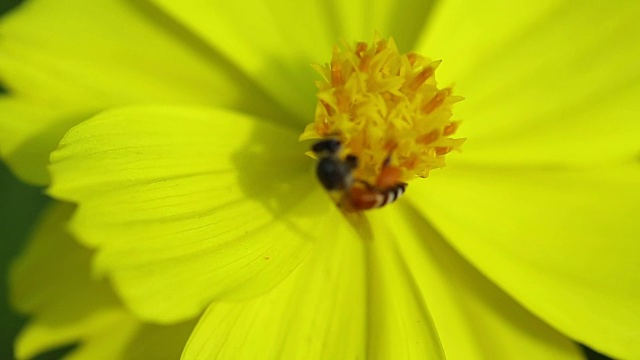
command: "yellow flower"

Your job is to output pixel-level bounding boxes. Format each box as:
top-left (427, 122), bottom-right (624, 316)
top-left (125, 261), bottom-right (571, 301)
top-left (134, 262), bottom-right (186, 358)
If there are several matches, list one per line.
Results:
top-left (1, 0), bottom-right (639, 359)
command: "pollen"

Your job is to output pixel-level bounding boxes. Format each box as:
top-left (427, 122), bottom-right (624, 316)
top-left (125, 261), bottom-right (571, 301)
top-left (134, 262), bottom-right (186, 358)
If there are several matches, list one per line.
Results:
top-left (300, 37), bottom-right (465, 186)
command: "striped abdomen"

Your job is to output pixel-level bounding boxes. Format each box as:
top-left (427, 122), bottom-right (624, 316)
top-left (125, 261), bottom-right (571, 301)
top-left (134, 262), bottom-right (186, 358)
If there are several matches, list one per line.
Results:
top-left (349, 183), bottom-right (407, 210)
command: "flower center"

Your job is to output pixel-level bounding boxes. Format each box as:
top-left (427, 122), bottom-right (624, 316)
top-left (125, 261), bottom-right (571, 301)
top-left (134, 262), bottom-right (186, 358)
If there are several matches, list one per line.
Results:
top-left (301, 37), bottom-right (464, 205)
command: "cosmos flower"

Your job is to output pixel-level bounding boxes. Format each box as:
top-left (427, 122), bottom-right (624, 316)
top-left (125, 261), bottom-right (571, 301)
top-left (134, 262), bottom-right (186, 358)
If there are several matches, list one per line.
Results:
top-left (1, 0), bottom-right (639, 359)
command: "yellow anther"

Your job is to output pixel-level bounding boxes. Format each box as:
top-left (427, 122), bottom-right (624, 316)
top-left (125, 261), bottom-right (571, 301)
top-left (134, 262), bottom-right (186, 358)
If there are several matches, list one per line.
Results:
top-left (301, 36), bottom-right (465, 186)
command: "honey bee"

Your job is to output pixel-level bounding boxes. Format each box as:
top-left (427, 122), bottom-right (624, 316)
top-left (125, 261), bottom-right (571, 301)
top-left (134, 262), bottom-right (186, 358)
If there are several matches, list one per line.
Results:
top-left (312, 139), bottom-right (407, 211)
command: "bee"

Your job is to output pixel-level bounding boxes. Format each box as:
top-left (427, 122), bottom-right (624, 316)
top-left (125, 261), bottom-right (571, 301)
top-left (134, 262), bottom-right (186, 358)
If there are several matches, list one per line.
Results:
top-left (312, 139), bottom-right (407, 211)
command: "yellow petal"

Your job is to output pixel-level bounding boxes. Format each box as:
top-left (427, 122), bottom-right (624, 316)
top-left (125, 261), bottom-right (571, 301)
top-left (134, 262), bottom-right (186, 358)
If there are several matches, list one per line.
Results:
top-left (325, 0), bottom-right (438, 51)
top-left (369, 205), bottom-right (583, 360)
top-left (409, 163), bottom-right (640, 359)
top-left (11, 202), bottom-right (195, 360)
top-left (147, 0), bottom-right (333, 121)
top-left (0, 0), bottom-right (288, 184)
top-left (364, 211), bottom-right (445, 359)
top-left (418, 1), bottom-right (640, 166)
top-left (146, 0), bottom-right (438, 122)
top-left (182, 206), bottom-right (368, 360)
top-left (48, 105), bottom-right (331, 323)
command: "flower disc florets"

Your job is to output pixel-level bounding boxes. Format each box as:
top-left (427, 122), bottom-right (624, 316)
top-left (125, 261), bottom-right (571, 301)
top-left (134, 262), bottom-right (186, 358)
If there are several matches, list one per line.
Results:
top-left (301, 37), bottom-right (465, 186)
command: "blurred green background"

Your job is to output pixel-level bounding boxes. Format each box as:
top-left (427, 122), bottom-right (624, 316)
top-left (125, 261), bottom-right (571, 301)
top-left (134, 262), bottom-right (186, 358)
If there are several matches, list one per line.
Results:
top-left (0, 163), bottom-right (49, 359)
top-left (0, 1), bottom-right (616, 359)
top-left (0, 6), bottom-right (48, 360)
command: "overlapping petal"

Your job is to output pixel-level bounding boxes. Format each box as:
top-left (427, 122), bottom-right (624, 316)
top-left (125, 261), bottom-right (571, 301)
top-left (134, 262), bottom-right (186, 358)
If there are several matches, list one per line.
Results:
top-left (11, 202), bottom-right (195, 360)
top-left (418, 0), bottom-right (640, 166)
top-left (362, 213), bottom-right (445, 359)
top-left (147, 0), bottom-right (439, 121)
top-left (0, 0), bottom-right (289, 184)
top-left (183, 210), bottom-right (446, 360)
top-left (409, 163), bottom-right (640, 359)
top-left (48, 105), bottom-right (333, 323)
top-left (369, 206), bottom-right (584, 360)
top-left (182, 209), bottom-right (371, 359)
